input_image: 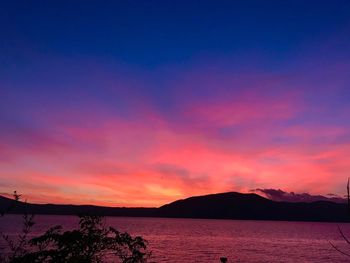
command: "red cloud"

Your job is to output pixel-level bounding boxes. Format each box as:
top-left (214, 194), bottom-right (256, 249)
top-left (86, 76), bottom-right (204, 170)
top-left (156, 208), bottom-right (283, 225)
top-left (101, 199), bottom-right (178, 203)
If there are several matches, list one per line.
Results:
top-left (1, 61), bottom-right (350, 206)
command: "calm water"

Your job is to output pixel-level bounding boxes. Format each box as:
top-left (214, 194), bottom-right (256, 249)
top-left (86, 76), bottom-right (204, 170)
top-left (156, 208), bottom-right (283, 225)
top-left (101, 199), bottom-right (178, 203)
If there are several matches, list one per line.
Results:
top-left (1, 215), bottom-right (350, 262)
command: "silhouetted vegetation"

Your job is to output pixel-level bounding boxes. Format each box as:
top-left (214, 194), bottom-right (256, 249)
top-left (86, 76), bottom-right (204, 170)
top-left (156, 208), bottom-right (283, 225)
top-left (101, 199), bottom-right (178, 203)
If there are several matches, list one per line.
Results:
top-left (0, 191), bottom-right (21, 216)
top-left (329, 179), bottom-right (350, 257)
top-left (0, 193), bottom-right (150, 263)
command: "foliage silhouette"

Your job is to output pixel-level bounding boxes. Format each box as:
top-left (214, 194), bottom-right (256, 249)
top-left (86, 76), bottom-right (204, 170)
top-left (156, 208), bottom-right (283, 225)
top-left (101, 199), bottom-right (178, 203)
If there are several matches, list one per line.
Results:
top-left (0, 193), bottom-right (150, 263)
top-left (0, 191), bottom-right (20, 216)
top-left (329, 178), bottom-right (350, 257)
top-left (0, 191), bottom-right (34, 262)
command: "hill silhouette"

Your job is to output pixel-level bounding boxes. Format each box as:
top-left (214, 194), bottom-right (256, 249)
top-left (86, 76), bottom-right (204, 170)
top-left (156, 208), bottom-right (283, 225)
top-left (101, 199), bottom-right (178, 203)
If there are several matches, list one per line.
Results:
top-left (1, 192), bottom-right (349, 222)
top-left (0, 195), bottom-right (156, 217)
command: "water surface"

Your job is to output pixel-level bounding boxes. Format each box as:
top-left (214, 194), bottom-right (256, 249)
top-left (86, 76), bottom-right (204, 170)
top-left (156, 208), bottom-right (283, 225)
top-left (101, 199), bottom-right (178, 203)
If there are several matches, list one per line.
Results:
top-left (1, 215), bottom-right (350, 262)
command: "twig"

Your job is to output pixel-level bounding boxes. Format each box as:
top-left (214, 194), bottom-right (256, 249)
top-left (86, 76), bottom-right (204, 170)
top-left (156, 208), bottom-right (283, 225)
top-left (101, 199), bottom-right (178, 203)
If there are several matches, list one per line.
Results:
top-left (338, 225), bottom-right (350, 246)
top-left (329, 241), bottom-right (350, 258)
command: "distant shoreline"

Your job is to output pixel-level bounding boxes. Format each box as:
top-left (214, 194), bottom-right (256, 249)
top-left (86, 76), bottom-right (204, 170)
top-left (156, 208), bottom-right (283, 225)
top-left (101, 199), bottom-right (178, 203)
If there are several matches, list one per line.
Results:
top-left (1, 192), bottom-right (349, 223)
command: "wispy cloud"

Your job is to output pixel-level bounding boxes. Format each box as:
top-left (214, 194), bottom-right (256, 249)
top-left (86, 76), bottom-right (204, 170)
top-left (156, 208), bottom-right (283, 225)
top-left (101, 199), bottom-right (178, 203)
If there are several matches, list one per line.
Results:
top-left (252, 188), bottom-right (346, 203)
top-left (1, 53), bottom-right (350, 206)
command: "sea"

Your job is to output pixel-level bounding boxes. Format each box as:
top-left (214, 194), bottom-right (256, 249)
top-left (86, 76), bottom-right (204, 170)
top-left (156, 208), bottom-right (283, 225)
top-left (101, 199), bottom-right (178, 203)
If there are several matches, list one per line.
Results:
top-left (1, 215), bottom-right (350, 262)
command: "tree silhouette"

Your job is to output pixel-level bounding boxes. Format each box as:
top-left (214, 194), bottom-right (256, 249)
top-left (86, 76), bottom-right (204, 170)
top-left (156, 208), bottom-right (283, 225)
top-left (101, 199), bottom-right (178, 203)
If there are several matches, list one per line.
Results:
top-left (329, 178), bottom-right (350, 257)
top-left (0, 193), bottom-right (150, 263)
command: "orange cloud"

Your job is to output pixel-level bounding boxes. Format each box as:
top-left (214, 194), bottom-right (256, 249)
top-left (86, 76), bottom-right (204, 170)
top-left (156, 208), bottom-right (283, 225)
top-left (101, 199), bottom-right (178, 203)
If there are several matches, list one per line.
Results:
top-left (1, 66), bottom-right (350, 206)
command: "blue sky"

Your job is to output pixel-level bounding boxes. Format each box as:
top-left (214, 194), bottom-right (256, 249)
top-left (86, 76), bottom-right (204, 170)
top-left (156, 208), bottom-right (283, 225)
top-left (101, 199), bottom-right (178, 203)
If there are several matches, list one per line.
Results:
top-left (1, 1), bottom-right (350, 205)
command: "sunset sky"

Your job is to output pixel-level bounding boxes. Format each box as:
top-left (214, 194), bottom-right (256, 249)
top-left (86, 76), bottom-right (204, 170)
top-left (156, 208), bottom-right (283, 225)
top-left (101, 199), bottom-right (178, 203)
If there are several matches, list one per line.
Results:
top-left (1, 1), bottom-right (350, 206)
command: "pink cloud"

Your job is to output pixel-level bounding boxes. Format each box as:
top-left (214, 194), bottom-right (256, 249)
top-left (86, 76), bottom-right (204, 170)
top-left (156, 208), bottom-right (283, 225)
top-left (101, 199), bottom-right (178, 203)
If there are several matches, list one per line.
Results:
top-left (1, 60), bottom-right (350, 206)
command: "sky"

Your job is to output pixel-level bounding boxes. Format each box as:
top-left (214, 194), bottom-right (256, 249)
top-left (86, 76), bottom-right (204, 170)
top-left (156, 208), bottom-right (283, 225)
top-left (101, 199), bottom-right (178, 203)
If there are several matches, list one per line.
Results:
top-left (1, 1), bottom-right (350, 206)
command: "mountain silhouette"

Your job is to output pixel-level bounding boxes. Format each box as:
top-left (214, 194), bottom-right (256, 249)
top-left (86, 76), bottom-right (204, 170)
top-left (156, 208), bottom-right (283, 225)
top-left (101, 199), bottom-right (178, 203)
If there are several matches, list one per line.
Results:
top-left (1, 192), bottom-right (349, 222)
top-left (159, 192), bottom-right (349, 221)
top-left (0, 195), bottom-right (156, 217)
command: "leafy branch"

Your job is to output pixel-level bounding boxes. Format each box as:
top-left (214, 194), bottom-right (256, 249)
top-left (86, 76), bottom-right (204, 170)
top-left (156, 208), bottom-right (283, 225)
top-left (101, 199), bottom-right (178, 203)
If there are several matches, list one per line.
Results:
top-left (329, 178), bottom-right (350, 258)
top-left (0, 192), bottom-right (150, 263)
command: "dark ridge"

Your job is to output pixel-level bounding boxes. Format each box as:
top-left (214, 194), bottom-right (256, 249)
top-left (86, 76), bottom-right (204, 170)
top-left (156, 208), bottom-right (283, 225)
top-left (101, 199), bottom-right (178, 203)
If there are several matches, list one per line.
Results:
top-left (158, 192), bottom-right (349, 222)
top-left (0, 195), bottom-right (157, 217)
top-left (1, 192), bottom-right (349, 222)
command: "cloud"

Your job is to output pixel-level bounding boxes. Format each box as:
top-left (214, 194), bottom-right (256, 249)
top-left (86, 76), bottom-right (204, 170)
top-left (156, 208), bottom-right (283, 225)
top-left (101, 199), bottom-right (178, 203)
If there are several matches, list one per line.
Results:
top-left (252, 188), bottom-right (346, 203)
top-left (1, 55), bottom-right (350, 206)
top-left (0, 115), bottom-right (74, 161)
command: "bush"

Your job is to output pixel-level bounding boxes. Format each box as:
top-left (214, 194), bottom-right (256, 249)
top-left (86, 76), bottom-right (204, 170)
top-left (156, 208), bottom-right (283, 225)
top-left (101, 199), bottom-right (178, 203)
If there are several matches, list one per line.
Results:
top-left (0, 193), bottom-right (150, 263)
